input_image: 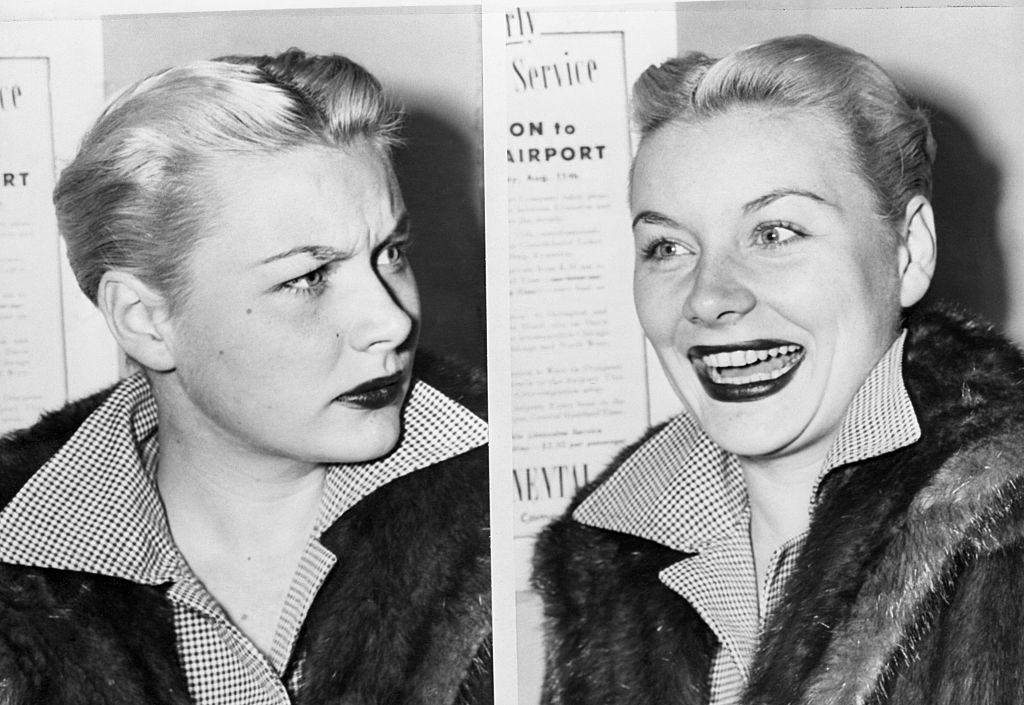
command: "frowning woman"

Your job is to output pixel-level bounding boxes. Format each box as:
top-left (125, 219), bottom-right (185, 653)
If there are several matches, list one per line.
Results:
top-left (0, 50), bottom-right (490, 705)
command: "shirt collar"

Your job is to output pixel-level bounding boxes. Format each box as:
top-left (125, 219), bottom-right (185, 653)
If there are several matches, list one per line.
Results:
top-left (0, 373), bottom-right (486, 583)
top-left (574, 331), bottom-right (920, 552)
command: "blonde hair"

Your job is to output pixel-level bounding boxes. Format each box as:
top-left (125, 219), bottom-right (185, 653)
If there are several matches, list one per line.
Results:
top-left (633, 35), bottom-right (936, 224)
top-left (55, 49), bottom-right (402, 306)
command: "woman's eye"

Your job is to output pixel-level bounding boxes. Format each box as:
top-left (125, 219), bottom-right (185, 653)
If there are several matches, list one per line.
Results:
top-left (641, 239), bottom-right (686, 260)
top-left (376, 242), bottom-right (409, 269)
top-left (755, 224), bottom-right (803, 246)
top-left (284, 266), bottom-right (328, 293)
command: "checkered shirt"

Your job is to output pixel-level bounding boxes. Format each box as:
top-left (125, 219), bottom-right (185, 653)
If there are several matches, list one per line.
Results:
top-left (574, 332), bottom-right (920, 704)
top-left (0, 372), bottom-right (487, 704)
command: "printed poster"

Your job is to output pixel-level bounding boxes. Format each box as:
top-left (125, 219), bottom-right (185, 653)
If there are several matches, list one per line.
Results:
top-left (0, 57), bottom-right (65, 434)
top-left (507, 13), bottom-right (650, 586)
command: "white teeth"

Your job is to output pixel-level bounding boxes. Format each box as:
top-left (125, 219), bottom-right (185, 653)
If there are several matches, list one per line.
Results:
top-left (700, 344), bottom-right (801, 369)
top-left (706, 356), bottom-right (800, 385)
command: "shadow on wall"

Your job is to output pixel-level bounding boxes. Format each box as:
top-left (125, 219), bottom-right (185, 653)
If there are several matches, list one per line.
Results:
top-left (913, 95), bottom-right (1007, 327)
top-left (393, 104), bottom-right (486, 372)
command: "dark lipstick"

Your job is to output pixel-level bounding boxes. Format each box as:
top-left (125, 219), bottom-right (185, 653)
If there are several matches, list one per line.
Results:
top-left (334, 372), bottom-right (405, 410)
top-left (688, 340), bottom-right (805, 403)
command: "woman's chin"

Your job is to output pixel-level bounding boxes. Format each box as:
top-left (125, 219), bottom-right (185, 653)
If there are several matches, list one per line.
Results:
top-left (308, 406), bottom-right (404, 465)
top-left (693, 397), bottom-right (813, 462)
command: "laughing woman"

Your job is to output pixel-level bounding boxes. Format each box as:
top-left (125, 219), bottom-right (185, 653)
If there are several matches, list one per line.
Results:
top-left (534, 35), bottom-right (1024, 704)
top-left (0, 51), bottom-right (490, 704)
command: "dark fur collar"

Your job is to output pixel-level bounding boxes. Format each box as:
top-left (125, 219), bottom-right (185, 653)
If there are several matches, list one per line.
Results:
top-left (535, 304), bottom-right (1024, 705)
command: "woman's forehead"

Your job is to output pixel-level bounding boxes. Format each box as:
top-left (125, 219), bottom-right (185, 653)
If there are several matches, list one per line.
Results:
top-left (641, 105), bottom-right (852, 162)
top-left (631, 107), bottom-right (864, 208)
top-left (193, 144), bottom-right (404, 258)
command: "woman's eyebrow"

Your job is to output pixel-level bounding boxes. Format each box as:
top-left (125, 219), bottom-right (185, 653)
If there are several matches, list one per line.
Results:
top-left (742, 188), bottom-right (835, 214)
top-left (258, 245), bottom-right (349, 265)
top-left (632, 210), bottom-right (680, 229)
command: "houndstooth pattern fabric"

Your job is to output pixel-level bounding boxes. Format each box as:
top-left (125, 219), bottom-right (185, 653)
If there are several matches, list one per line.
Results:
top-left (575, 332), bottom-right (920, 703)
top-left (0, 372), bottom-right (486, 704)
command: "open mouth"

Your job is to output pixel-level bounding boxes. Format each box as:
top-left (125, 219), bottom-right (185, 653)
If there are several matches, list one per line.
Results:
top-left (334, 371), bottom-right (406, 410)
top-left (688, 340), bottom-right (805, 402)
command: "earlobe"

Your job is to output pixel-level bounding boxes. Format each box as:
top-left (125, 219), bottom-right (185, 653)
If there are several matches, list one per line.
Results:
top-left (898, 195), bottom-right (937, 308)
top-left (97, 272), bottom-right (177, 372)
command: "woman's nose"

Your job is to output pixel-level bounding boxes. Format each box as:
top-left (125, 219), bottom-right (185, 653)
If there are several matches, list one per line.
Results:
top-left (682, 252), bottom-right (756, 326)
top-left (347, 272), bottom-right (416, 352)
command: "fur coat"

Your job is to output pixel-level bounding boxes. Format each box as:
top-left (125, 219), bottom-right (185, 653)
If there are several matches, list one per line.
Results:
top-left (534, 305), bottom-right (1024, 705)
top-left (0, 354), bottom-right (491, 705)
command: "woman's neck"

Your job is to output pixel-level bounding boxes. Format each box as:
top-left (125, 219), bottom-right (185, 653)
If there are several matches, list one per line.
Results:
top-left (154, 433), bottom-right (326, 554)
top-left (739, 440), bottom-right (831, 607)
top-left (149, 378), bottom-right (327, 548)
top-left (740, 454), bottom-right (820, 542)
top-left (153, 416), bottom-right (326, 659)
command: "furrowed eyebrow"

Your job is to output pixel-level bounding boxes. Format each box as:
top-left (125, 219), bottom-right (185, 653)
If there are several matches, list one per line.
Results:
top-left (258, 245), bottom-right (350, 265)
top-left (741, 188), bottom-right (835, 214)
top-left (258, 212), bottom-right (411, 266)
top-left (632, 211), bottom-right (680, 229)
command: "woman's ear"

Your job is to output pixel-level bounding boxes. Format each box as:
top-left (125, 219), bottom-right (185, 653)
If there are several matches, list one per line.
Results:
top-left (898, 194), bottom-right (937, 308)
top-left (96, 271), bottom-right (177, 372)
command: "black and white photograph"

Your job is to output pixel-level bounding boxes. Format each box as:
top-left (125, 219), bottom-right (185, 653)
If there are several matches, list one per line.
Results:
top-left (4, 1), bottom-right (1024, 704)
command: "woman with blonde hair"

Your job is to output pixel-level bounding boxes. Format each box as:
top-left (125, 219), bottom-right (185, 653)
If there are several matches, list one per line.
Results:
top-left (535, 35), bottom-right (1024, 704)
top-left (0, 50), bottom-right (490, 704)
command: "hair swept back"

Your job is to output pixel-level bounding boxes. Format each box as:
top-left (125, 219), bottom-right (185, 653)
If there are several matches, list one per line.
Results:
top-left (632, 35), bottom-right (936, 224)
top-left (54, 48), bottom-right (403, 307)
